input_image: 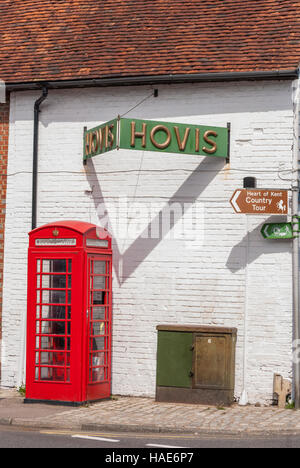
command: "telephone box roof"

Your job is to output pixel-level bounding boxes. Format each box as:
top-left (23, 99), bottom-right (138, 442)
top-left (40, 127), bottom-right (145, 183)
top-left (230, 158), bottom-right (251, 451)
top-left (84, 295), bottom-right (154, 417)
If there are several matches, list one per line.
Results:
top-left (30, 220), bottom-right (109, 237)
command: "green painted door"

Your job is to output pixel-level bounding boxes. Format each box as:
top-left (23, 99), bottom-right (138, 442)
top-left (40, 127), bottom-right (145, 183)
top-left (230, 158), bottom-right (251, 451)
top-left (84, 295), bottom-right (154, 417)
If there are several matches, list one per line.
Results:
top-left (156, 331), bottom-right (193, 388)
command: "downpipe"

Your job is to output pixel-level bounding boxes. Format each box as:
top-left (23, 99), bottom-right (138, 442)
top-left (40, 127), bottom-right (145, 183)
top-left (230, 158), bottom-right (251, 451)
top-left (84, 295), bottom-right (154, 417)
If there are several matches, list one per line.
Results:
top-left (31, 86), bottom-right (48, 230)
top-left (292, 73), bottom-right (300, 409)
top-left (17, 86), bottom-right (48, 389)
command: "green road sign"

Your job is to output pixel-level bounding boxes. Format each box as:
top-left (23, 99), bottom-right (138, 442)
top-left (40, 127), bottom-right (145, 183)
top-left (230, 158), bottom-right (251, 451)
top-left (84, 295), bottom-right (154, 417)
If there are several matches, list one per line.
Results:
top-left (261, 222), bottom-right (294, 240)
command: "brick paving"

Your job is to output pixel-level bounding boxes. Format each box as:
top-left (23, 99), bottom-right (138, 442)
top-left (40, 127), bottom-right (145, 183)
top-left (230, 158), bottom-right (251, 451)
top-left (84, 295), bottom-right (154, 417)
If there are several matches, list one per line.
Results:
top-left (1, 388), bottom-right (300, 435)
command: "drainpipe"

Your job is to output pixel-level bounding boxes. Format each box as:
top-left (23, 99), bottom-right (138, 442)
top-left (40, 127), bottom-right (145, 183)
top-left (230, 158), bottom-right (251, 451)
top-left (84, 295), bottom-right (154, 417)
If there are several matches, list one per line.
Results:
top-left (31, 86), bottom-right (48, 230)
top-left (17, 86), bottom-right (48, 389)
top-left (292, 71), bottom-right (300, 409)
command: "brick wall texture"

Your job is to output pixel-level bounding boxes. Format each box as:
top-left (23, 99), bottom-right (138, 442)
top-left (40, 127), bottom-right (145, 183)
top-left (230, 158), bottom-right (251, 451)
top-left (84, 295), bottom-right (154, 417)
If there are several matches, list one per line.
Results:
top-left (0, 82), bottom-right (294, 404)
top-left (0, 97), bottom-right (9, 378)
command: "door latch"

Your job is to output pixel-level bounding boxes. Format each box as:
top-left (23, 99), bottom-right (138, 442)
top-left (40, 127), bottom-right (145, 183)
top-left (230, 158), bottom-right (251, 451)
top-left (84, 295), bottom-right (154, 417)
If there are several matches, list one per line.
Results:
top-left (189, 371), bottom-right (194, 378)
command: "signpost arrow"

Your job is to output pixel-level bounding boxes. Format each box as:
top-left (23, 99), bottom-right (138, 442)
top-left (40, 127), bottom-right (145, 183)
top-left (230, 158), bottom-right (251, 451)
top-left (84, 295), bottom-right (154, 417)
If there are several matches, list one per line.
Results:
top-left (231, 189), bottom-right (242, 213)
top-left (261, 222), bottom-right (294, 240)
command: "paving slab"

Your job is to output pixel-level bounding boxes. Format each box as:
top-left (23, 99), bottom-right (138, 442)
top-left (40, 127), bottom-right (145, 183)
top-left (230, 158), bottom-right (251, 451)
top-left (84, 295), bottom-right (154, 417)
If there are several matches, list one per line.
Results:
top-left (1, 388), bottom-right (300, 436)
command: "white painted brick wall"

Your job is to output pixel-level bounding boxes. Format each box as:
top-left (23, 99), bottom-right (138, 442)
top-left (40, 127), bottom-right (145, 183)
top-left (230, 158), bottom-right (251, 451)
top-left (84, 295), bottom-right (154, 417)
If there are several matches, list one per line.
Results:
top-left (1, 81), bottom-right (294, 404)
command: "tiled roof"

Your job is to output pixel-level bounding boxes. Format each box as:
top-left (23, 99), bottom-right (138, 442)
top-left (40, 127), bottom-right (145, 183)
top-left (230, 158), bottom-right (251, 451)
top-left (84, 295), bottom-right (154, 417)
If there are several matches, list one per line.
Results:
top-left (1, 0), bottom-right (300, 84)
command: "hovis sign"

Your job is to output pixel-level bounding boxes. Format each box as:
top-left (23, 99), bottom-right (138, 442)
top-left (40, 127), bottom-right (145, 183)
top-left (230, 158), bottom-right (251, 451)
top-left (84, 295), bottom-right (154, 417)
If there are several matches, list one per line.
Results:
top-left (230, 189), bottom-right (289, 215)
top-left (83, 118), bottom-right (229, 161)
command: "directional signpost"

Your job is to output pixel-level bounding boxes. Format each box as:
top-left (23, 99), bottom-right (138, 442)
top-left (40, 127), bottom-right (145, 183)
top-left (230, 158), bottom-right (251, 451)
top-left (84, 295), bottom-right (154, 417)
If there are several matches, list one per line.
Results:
top-left (230, 189), bottom-right (289, 215)
top-left (230, 188), bottom-right (292, 240)
top-left (261, 222), bottom-right (293, 240)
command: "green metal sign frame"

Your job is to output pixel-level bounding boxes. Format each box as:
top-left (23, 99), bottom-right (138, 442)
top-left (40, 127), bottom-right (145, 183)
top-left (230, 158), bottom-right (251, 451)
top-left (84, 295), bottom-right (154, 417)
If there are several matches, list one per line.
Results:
top-left (83, 117), bottom-right (229, 162)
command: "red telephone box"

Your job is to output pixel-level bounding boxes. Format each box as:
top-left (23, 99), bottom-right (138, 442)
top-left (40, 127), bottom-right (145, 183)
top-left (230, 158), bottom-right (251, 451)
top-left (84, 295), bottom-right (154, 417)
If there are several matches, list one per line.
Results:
top-left (25, 221), bottom-right (112, 405)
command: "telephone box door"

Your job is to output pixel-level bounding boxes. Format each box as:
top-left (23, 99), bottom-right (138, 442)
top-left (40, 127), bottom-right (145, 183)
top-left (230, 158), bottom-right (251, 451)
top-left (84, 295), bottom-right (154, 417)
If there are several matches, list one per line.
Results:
top-left (86, 254), bottom-right (112, 401)
top-left (26, 251), bottom-right (84, 403)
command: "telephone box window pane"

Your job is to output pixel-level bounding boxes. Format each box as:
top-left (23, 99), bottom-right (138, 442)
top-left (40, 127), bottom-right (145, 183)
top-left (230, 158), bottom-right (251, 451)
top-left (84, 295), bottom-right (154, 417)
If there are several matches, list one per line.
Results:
top-left (39, 352), bottom-right (65, 365)
top-left (40, 352), bottom-right (50, 364)
top-left (41, 336), bottom-right (66, 350)
top-left (90, 352), bottom-right (105, 382)
top-left (41, 290), bottom-right (66, 304)
top-left (40, 305), bottom-right (65, 319)
top-left (93, 368), bottom-right (105, 382)
top-left (49, 305), bottom-right (66, 319)
top-left (92, 336), bottom-right (105, 351)
top-left (41, 275), bottom-right (50, 289)
top-left (87, 259), bottom-right (111, 384)
top-left (92, 291), bottom-right (106, 305)
top-left (91, 321), bottom-right (105, 337)
top-left (40, 368), bottom-right (53, 380)
top-left (92, 307), bottom-right (105, 321)
top-left (94, 261), bottom-right (106, 275)
top-left (90, 352), bottom-right (106, 367)
top-left (40, 367), bottom-right (65, 382)
top-left (52, 321), bottom-right (66, 335)
top-left (41, 305), bottom-right (50, 319)
top-left (41, 290), bottom-right (50, 303)
top-left (41, 321), bottom-right (65, 335)
top-left (42, 259), bottom-right (67, 273)
top-left (93, 276), bottom-right (106, 290)
top-left (41, 275), bottom-right (67, 289)
top-left (37, 260), bottom-right (41, 273)
top-left (52, 290), bottom-right (67, 304)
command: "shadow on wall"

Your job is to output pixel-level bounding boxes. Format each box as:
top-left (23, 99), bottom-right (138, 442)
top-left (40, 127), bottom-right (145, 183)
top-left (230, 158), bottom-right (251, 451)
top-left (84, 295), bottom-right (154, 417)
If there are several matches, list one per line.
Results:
top-left (10, 80), bottom-right (291, 127)
top-left (85, 157), bottom-right (225, 286)
top-left (226, 215), bottom-right (292, 273)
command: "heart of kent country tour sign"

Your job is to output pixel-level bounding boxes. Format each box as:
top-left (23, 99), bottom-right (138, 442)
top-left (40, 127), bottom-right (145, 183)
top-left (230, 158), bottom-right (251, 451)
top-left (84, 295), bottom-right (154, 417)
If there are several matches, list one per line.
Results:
top-left (230, 189), bottom-right (289, 215)
top-left (83, 118), bottom-right (229, 161)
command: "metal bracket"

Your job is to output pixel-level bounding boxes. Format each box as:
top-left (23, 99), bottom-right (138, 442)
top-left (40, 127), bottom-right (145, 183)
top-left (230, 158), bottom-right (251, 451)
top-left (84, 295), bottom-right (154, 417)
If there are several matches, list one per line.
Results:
top-left (226, 122), bottom-right (231, 164)
top-left (292, 215), bottom-right (300, 238)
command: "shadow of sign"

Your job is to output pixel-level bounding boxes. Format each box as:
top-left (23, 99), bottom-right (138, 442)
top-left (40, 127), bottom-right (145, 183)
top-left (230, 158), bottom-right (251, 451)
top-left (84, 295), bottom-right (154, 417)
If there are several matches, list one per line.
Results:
top-left (85, 156), bottom-right (224, 286)
top-left (226, 215), bottom-right (292, 273)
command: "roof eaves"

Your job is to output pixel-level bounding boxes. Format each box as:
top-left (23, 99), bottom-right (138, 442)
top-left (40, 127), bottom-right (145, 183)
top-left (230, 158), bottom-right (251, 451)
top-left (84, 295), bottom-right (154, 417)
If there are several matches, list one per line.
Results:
top-left (5, 69), bottom-right (299, 92)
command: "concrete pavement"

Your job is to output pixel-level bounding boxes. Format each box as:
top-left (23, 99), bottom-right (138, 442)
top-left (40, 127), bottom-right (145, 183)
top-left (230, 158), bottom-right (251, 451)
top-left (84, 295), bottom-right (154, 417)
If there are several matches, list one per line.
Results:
top-left (1, 388), bottom-right (300, 436)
